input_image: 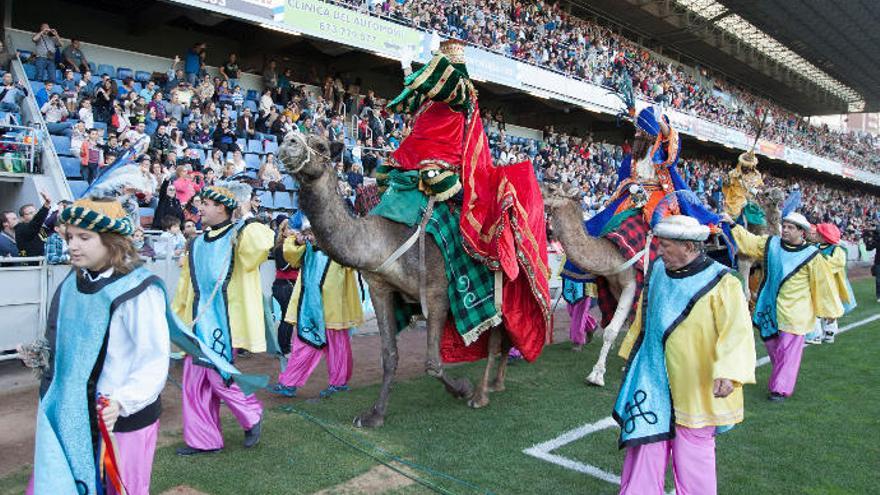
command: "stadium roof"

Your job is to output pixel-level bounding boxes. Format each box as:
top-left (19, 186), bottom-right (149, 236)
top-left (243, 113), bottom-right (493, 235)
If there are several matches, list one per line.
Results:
top-left (567, 0), bottom-right (880, 115)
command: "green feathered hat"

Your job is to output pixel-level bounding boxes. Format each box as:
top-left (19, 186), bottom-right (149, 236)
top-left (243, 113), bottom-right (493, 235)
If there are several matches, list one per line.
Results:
top-left (60, 198), bottom-right (134, 236)
top-left (389, 39), bottom-right (474, 114)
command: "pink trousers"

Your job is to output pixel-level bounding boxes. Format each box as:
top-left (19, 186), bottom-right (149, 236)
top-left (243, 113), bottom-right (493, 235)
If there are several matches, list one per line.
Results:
top-left (568, 297), bottom-right (597, 346)
top-left (278, 329), bottom-right (353, 387)
top-left (182, 356), bottom-right (263, 450)
top-left (620, 425), bottom-right (717, 495)
top-left (26, 420), bottom-right (160, 495)
top-left (764, 331), bottom-right (805, 396)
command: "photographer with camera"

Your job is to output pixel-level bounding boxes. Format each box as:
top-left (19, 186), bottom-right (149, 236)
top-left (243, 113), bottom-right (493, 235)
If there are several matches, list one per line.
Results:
top-left (32, 23), bottom-right (62, 83)
top-left (40, 92), bottom-right (71, 134)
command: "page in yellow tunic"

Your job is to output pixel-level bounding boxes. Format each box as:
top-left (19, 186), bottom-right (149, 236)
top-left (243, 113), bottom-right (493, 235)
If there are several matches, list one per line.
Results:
top-left (226, 222), bottom-right (273, 352)
top-left (618, 294), bottom-right (644, 362)
top-left (731, 224), bottom-right (768, 260)
top-left (665, 274), bottom-right (756, 428)
top-left (823, 246), bottom-right (851, 307)
top-left (809, 254), bottom-right (845, 320)
top-left (283, 238), bottom-right (365, 329)
top-left (172, 254), bottom-right (194, 323)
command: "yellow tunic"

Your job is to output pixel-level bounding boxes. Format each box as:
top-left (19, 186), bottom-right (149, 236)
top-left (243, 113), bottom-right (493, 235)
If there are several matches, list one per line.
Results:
top-left (820, 244), bottom-right (853, 308)
top-left (732, 225), bottom-right (844, 334)
top-left (619, 273), bottom-right (756, 428)
top-left (282, 238), bottom-right (364, 329)
top-left (172, 222), bottom-right (274, 352)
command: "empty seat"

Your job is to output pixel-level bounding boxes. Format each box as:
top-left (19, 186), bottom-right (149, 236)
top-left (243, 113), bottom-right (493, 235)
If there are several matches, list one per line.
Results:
top-left (51, 135), bottom-right (72, 155)
top-left (257, 190), bottom-right (274, 209)
top-left (246, 89), bottom-right (259, 101)
top-left (87, 62), bottom-right (97, 74)
top-left (281, 174), bottom-right (298, 191)
top-left (264, 140), bottom-right (279, 154)
top-left (236, 138), bottom-right (247, 151)
top-left (60, 157), bottom-right (81, 178)
top-left (116, 67), bottom-right (133, 80)
top-left (273, 191), bottom-right (293, 210)
top-left (22, 64), bottom-right (36, 80)
top-left (247, 140), bottom-right (262, 154)
top-left (29, 81), bottom-right (44, 95)
top-left (245, 153), bottom-right (261, 170)
top-left (194, 148), bottom-right (206, 163)
top-left (244, 100), bottom-right (258, 113)
top-left (97, 64), bottom-right (115, 77)
top-left (54, 69), bottom-right (63, 83)
top-left (135, 71), bottom-right (152, 83)
top-left (17, 50), bottom-right (32, 60)
top-left (68, 180), bottom-right (88, 198)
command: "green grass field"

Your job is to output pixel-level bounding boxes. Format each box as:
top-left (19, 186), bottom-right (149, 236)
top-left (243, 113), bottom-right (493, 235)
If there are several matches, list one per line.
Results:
top-left (6, 280), bottom-right (879, 494)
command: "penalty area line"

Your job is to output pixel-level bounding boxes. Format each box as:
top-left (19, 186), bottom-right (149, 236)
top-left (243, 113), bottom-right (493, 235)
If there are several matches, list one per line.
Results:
top-left (523, 312), bottom-right (880, 488)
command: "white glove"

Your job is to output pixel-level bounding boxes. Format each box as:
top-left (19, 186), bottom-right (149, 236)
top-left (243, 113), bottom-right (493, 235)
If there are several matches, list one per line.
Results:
top-left (399, 45), bottom-right (413, 71)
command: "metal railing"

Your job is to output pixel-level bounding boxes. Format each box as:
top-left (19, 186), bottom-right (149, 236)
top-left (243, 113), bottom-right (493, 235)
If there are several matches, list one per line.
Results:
top-left (0, 123), bottom-right (38, 174)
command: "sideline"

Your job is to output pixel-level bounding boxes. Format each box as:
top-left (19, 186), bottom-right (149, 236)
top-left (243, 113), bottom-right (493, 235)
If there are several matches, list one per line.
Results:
top-left (523, 312), bottom-right (880, 489)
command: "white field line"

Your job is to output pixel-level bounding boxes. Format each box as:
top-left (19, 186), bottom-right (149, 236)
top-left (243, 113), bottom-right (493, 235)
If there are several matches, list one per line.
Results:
top-left (523, 312), bottom-right (880, 489)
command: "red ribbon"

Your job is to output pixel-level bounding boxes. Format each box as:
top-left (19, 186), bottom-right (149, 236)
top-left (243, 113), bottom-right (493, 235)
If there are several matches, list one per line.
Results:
top-left (97, 396), bottom-right (128, 495)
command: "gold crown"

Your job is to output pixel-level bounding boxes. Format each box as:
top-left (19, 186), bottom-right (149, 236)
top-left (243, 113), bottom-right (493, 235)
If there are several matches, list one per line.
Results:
top-left (439, 39), bottom-right (467, 64)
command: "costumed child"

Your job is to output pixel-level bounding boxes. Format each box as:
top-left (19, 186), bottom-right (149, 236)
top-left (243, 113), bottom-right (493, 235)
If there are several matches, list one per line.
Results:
top-left (270, 216), bottom-right (364, 398)
top-left (805, 223), bottom-right (856, 344)
top-left (172, 180), bottom-right (274, 455)
top-left (562, 276), bottom-right (599, 351)
top-left (25, 198), bottom-right (170, 495)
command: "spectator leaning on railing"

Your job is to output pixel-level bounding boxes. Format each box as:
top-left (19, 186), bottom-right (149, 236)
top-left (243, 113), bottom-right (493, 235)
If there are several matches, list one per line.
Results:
top-left (0, 73), bottom-right (29, 114)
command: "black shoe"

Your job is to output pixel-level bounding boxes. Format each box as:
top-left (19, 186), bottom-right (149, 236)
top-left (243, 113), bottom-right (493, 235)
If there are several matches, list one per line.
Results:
top-left (244, 420), bottom-right (262, 448)
top-left (768, 392), bottom-right (786, 402)
top-left (176, 446), bottom-right (222, 456)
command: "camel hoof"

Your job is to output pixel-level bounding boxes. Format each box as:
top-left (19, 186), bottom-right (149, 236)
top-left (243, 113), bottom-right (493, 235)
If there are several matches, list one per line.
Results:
top-left (353, 410), bottom-right (385, 429)
top-left (488, 380), bottom-right (506, 393)
top-left (453, 378), bottom-right (474, 400)
top-left (467, 396), bottom-right (489, 409)
top-left (425, 359), bottom-right (443, 378)
top-left (585, 371), bottom-right (605, 387)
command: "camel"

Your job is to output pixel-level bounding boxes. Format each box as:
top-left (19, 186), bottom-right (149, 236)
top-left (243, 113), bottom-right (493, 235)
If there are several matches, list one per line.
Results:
top-left (275, 133), bottom-right (510, 428)
top-left (735, 186), bottom-right (784, 300)
top-left (542, 183), bottom-right (638, 387)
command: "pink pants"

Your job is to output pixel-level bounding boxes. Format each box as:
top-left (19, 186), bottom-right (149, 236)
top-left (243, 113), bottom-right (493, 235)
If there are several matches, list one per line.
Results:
top-left (568, 297), bottom-right (597, 346)
top-left (764, 331), bottom-right (805, 396)
top-left (182, 356), bottom-right (263, 450)
top-left (278, 329), bottom-right (353, 387)
top-left (620, 425), bottom-right (716, 495)
top-left (26, 420), bottom-right (159, 495)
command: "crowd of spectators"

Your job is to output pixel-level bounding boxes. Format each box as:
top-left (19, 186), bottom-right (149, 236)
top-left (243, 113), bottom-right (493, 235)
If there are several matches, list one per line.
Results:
top-left (338, 0), bottom-right (880, 173)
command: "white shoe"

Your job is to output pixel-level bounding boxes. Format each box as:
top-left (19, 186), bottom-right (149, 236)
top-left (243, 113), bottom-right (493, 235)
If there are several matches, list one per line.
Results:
top-left (805, 338), bottom-right (822, 345)
top-left (823, 333), bottom-right (835, 344)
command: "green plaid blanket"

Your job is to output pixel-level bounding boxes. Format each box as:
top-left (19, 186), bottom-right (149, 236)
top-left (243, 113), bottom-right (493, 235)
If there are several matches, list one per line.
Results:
top-left (370, 169), bottom-right (500, 344)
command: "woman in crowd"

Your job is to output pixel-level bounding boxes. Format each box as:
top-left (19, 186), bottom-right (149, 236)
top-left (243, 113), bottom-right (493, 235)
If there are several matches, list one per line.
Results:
top-left (259, 153), bottom-right (283, 190)
top-left (151, 179), bottom-right (184, 230)
top-left (183, 194), bottom-right (203, 230)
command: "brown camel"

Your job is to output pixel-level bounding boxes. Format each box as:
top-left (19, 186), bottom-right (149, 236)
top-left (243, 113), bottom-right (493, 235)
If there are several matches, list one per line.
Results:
top-left (542, 183), bottom-right (637, 387)
top-left (276, 133), bottom-right (509, 428)
top-left (735, 186), bottom-right (784, 300)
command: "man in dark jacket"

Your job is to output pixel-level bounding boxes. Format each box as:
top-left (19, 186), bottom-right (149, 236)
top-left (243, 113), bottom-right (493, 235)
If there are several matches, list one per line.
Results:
top-left (15, 191), bottom-right (52, 257)
top-left (864, 224), bottom-right (880, 302)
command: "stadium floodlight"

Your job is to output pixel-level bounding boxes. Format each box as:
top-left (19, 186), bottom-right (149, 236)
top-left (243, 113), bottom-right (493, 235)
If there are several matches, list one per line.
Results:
top-left (259, 22), bottom-right (302, 36)
top-left (675, 0), bottom-right (865, 112)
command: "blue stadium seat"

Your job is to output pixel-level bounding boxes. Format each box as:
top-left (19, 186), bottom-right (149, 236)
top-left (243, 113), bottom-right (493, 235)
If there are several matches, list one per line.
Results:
top-left (264, 140), bottom-right (279, 154)
top-left (138, 207), bottom-right (155, 218)
top-left (273, 191), bottom-right (293, 210)
top-left (54, 69), bottom-right (63, 83)
top-left (132, 82), bottom-right (143, 93)
top-left (244, 153), bottom-right (261, 170)
top-left (50, 84), bottom-right (63, 95)
top-left (236, 138), bottom-right (246, 150)
top-left (60, 157), bottom-right (81, 179)
top-left (135, 71), bottom-right (151, 83)
top-left (29, 81), bottom-right (44, 95)
top-left (244, 100), bottom-right (258, 113)
top-left (117, 68), bottom-right (133, 80)
top-left (243, 170), bottom-right (258, 180)
top-left (257, 190), bottom-right (274, 209)
top-left (194, 148), bottom-right (206, 163)
top-left (97, 64), bottom-right (115, 77)
top-left (228, 110), bottom-right (238, 121)
top-left (17, 50), bottom-right (32, 60)
top-left (88, 62), bottom-right (97, 74)
top-left (68, 180), bottom-right (88, 198)
top-left (72, 72), bottom-right (82, 83)
top-left (247, 140), bottom-right (262, 154)
top-left (281, 174), bottom-right (298, 191)
top-left (246, 89), bottom-right (259, 101)
top-left (22, 64), bottom-right (36, 80)
top-left (51, 135), bottom-right (72, 155)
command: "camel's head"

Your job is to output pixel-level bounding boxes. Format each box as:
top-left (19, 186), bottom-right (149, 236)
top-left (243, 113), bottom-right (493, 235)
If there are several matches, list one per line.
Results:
top-left (758, 186), bottom-right (784, 209)
top-left (540, 182), bottom-right (581, 210)
top-left (276, 133), bottom-right (333, 183)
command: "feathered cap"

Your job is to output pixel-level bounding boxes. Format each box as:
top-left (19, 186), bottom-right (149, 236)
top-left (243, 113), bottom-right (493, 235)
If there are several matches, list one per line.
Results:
top-left (60, 198), bottom-right (134, 236)
top-left (654, 214), bottom-right (710, 242)
top-left (738, 150), bottom-right (758, 168)
top-left (635, 106), bottom-right (667, 137)
top-left (782, 212), bottom-right (811, 231)
top-left (201, 180), bottom-right (252, 210)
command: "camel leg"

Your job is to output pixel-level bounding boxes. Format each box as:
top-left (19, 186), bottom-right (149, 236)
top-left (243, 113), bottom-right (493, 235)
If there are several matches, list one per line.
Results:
top-left (354, 288), bottom-right (398, 428)
top-left (586, 276), bottom-right (636, 387)
top-left (489, 334), bottom-right (511, 393)
top-left (424, 297), bottom-right (473, 400)
top-left (468, 327), bottom-right (502, 409)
